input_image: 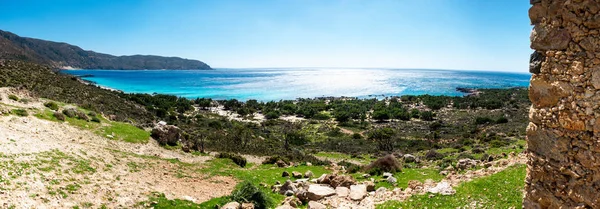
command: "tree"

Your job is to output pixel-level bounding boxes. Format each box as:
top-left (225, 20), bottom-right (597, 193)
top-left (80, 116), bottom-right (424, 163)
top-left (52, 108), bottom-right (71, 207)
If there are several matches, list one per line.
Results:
top-left (368, 127), bottom-right (396, 152)
top-left (372, 109), bottom-right (390, 121)
top-left (420, 111), bottom-right (434, 121)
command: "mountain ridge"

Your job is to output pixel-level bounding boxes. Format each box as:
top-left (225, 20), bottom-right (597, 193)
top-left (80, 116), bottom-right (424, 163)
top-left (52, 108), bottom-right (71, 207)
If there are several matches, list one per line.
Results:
top-left (0, 30), bottom-right (211, 70)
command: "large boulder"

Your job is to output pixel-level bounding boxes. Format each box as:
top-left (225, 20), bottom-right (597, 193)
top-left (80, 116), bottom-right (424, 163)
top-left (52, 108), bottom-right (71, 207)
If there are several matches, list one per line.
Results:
top-left (349, 184), bottom-right (367, 201)
top-left (364, 181), bottom-right (375, 192)
top-left (304, 170), bottom-right (314, 178)
top-left (307, 184), bottom-right (336, 200)
top-left (241, 203), bottom-right (254, 209)
top-left (221, 202), bottom-right (241, 209)
top-left (151, 124), bottom-right (181, 146)
top-left (403, 154), bottom-right (418, 163)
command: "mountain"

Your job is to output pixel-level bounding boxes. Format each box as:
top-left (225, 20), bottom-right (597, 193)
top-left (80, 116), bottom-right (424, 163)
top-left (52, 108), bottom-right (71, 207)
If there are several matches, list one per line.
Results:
top-left (0, 30), bottom-right (211, 70)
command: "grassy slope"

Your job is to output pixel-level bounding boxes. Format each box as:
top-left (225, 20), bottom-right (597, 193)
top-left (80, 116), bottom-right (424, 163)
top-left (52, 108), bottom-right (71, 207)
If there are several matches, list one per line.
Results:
top-left (377, 164), bottom-right (526, 209)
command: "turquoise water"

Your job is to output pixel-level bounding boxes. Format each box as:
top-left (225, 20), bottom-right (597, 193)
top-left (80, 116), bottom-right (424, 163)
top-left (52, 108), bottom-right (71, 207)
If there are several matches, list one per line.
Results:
top-left (62, 68), bottom-right (531, 101)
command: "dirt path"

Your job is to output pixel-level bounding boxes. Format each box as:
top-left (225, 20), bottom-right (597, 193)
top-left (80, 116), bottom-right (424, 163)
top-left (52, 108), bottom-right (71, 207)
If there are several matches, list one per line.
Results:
top-left (0, 89), bottom-right (236, 208)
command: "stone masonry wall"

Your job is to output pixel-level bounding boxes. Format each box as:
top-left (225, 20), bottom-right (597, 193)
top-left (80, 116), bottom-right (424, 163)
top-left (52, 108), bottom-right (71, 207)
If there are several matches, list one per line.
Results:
top-left (526, 0), bottom-right (600, 208)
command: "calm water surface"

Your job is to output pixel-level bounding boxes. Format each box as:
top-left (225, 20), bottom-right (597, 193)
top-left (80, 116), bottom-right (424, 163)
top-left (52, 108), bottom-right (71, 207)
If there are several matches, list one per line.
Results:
top-left (62, 68), bottom-right (531, 101)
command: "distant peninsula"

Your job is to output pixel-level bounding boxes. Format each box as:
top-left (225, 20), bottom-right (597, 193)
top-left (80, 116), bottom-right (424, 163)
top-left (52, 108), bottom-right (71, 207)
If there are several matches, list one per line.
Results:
top-left (0, 30), bottom-right (211, 70)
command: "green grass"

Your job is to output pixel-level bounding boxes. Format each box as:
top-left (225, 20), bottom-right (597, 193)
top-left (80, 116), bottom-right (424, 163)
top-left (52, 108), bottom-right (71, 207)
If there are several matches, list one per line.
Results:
top-left (377, 164), bottom-right (526, 209)
top-left (138, 192), bottom-right (202, 209)
top-left (98, 121), bottom-right (150, 143)
top-left (352, 167), bottom-right (444, 189)
top-left (11, 109), bottom-right (28, 117)
top-left (198, 158), bottom-right (330, 207)
top-left (34, 104), bottom-right (150, 143)
top-left (314, 152), bottom-right (374, 164)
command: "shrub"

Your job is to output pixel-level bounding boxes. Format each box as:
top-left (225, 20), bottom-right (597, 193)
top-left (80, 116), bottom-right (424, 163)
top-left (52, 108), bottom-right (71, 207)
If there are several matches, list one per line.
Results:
top-left (76, 110), bottom-right (89, 121)
top-left (425, 150), bottom-right (445, 160)
top-left (44, 102), bottom-right (59, 111)
top-left (88, 111), bottom-right (97, 117)
top-left (91, 117), bottom-right (101, 123)
top-left (490, 139), bottom-right (509, 148)
top-left (457, 153), bottom-right (474, 159)
top-left (338, 160), bottom-right (362, 173)
top-left (420, 111), bottom-right (434, 121)
top-left (8, 94), bottom-right (18, 101)
top-left (312, 112), bottom-right (330, 120)
top-left (230, 181), bottom-right (273, 209)
top-left (262, 156), bottom-right (286, 165)
top-left (217, 152), bottom-right (247, 168)
top-left (12, 109), bottom-right (28, 117)
top-left (475, 117), bottom-right (494, 125)
top-left (62, 109), bottom-right (77, 118)
top-left (20, 98), bottom-right (31, 104)
top-left (352, 133), bottom-right (362, 139)
top-left (471, 147), bottom-right (485, 154)
top-left (264, 111), bottom-right (281, 120)
top-left (364, 154), bottom-right (402, 175)
top-left (496, 117), bottom-right (509, 124)
top-left (53, 111), bottom-right (66, 121)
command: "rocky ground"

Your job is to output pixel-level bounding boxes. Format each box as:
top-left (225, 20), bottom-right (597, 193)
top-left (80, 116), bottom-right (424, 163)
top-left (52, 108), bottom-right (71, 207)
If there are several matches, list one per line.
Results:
top-left (0, 88), bottom-right (236, 208)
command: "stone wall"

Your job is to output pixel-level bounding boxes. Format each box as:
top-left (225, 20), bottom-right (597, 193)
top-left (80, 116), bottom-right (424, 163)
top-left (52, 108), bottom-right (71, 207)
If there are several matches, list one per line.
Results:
top-left (526, 0), bottom-right (600, 208)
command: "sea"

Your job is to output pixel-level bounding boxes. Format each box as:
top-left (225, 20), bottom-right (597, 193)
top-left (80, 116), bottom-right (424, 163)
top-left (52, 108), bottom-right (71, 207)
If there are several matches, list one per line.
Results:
top-left (62, 68), bottom-right (531, 101)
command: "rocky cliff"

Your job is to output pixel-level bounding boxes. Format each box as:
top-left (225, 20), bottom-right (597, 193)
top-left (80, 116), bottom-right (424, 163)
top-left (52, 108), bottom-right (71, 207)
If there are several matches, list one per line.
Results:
top-left (0, 30), bottom-right (211, 70)
top-left (526, 0), bottom-right (600, 208)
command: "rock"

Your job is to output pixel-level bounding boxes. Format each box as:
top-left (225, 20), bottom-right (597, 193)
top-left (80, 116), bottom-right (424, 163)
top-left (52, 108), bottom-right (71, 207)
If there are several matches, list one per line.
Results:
top-left (330, 175), bottom-right (356, 188)
top-left (335, 186), bottom-right (350, 197)
top-left (316, 174), bottom-right (329, 184)
top-left (275, 205), bottom-right (295, 209)
top-left (304, 170), bottom-right (313, 178)
top-left (382, 172), bottom-right (393, 178)
top-left (359, 196), bottom-right (375, 208)
top-left (364, 181), bottom-right (375, 192)
top-left (407, 180), bottom-right (423, 190)
top-left (281, 196), bottom-right (301, 208)
top-left (362, 174), bottom-right (371, 178)
top-left (282, 171), bottom-right (290, 177)
top-left (295, 189), bottom-right (308, 203)
top-left (241, 203), bottom-right (254, 209)
top-left (151, 124), bottom-right (181, 146)
top-left (279, 180), bottom-right (297, 195)
top-left (157, 121), bottom-right (167, 126)
top-left (457, 159), bottom-right (478, 170)
top-left (530, 24), bottom-right (570, 50)
top-left (529, 51), bottom-right (544, 74)
top-left (294, 178), bottom-right (309, 183)
top-left (307, 184), bottom-right (336, 200)
top-left (591, 67), bottom-right (600, 90)
top-left (386, 176), bottom-right (397, 184)
top-left (440, 170), bottom-right (449, 176)
top-left (307, 201), bottom-right (327, 209)
top-left (349, 184), bottom-right (367, 201)
top-left (221, 201), bottom-right (241, 209)
top-left (276, 160), bottom-right (288, 167)
top-left (428, 181), bottom-right (456, 195)
top-left (306, 162), bottom-right (312, 166)
top-left (275, 180), bottom-right (281, 185)
top-left (403, 154), bottom-right (417, 163)
top-left (376, 187), bottom-right (387, 194)
top-left (284, 190), bottom-right (295, 196)
top-left (292, 171), bottom-right (303, 178)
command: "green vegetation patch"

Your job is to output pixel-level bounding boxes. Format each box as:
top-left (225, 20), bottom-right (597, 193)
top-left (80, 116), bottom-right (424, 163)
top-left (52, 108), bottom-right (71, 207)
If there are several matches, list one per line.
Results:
top-left (377, 164), bottom-right (526, 209)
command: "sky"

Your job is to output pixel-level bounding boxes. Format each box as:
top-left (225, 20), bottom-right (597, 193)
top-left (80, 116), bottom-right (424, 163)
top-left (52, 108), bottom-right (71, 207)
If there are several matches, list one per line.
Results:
top-left (0, 0), bottom-right (532, 72)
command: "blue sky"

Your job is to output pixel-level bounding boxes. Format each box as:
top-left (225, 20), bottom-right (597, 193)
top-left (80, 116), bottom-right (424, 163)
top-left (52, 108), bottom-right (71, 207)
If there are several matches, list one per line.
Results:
top-left (0, 0), bottom-right (531, 72)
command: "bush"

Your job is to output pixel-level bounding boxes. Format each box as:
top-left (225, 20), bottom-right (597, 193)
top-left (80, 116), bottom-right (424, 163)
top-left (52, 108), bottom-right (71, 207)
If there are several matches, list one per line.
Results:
top-left (217, 152), bottom-right (247, 168)
top-left (475, 117), bottom-right (494, 125)
top-left (262, 156), bottom-right (286, 165)
top-left (230, 181), bottom-right (273, 209)
top-left (44, 102), bottom-right (59, 111)
top-left (62, 109), bottom-right (77, 118)
top-left (12, 109), bottom-right (28, 117)
top-left (264, 111), bottom-right (281, 120)
top-left (425, 150), bottom-right (445, 160)
top-left (88, 111), bottom-right (97, 117)
top-left (457, 153), bottom-right (474, 159)
top-left (471, 147), bottom-right (485, 154)
top-left (338, 160), bottom-right (362, 173)
top-left (53, 111), bottom-right (66, 121)
top-left (496, 117), bottom-right (509, 124)
top-left (490, 139), bottom-right (509, 148)
top-left (20, 98), bottom-right (31, 104)
top-left (312, 112), bottom-right (330, 120)
top-left (76, 110), bottom-right (89, 121)
top-left (91, 117), bottom-right (101, 123)
top-left (364, 154), bottom-right (402, 175)
top-left (420, 111), bottom-right (434, 121)
top-left (8, 94), bottom-right (18, 101)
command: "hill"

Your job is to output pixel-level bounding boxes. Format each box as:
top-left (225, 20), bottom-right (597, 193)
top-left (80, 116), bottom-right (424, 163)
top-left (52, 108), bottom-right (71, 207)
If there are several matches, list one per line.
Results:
top-left (0, 30), bottom-right (211, 70)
